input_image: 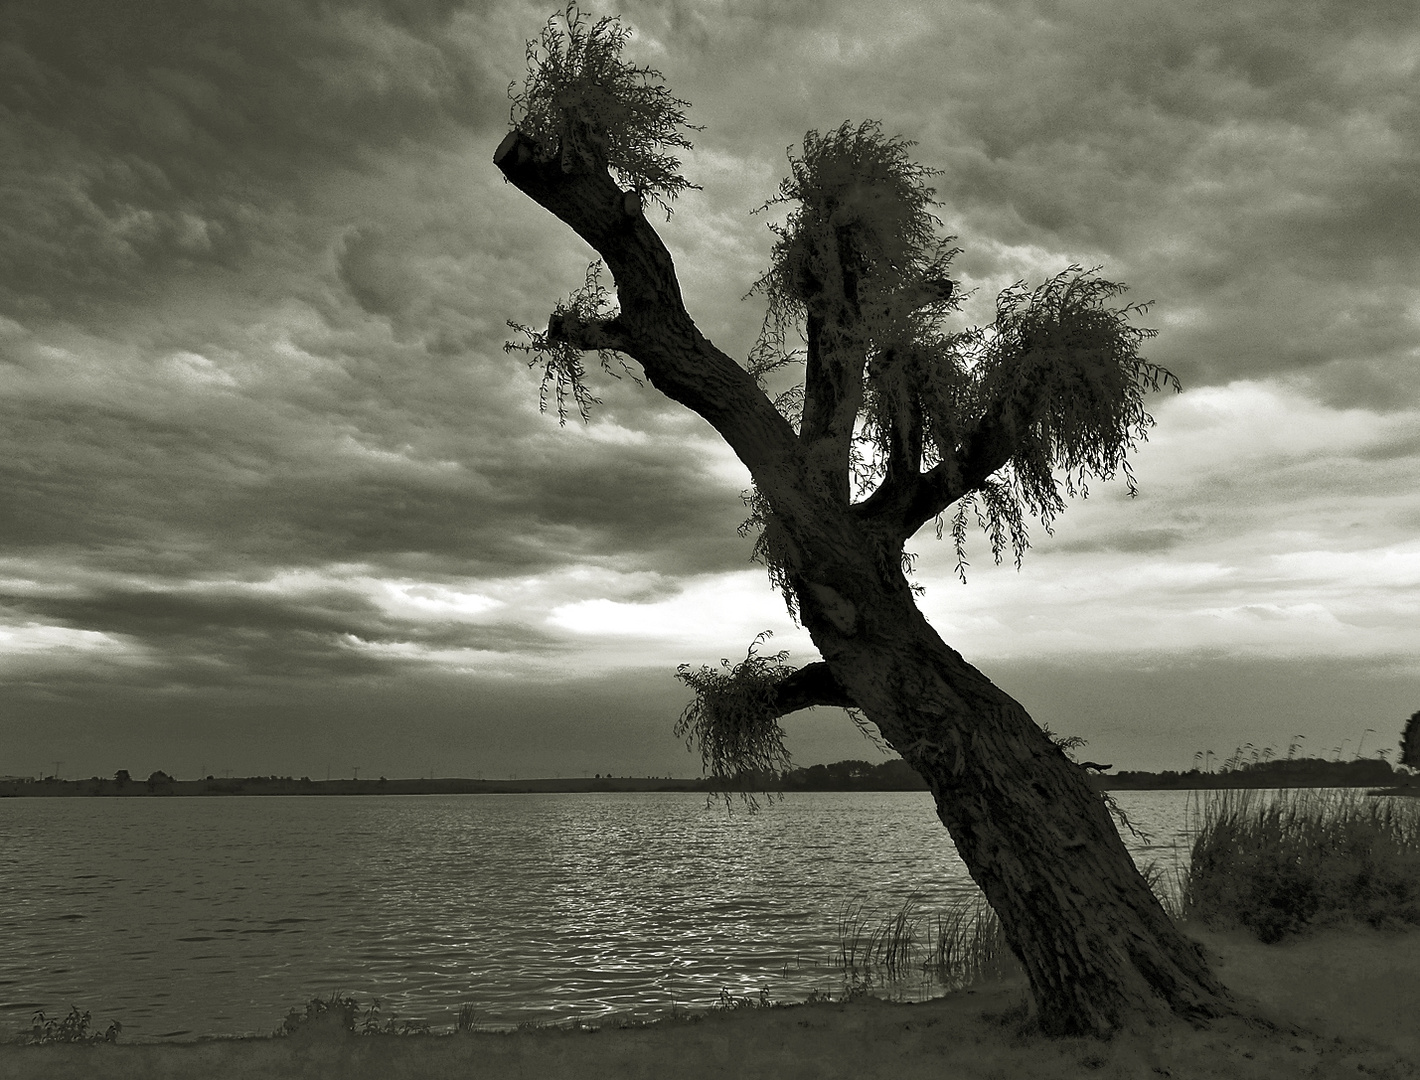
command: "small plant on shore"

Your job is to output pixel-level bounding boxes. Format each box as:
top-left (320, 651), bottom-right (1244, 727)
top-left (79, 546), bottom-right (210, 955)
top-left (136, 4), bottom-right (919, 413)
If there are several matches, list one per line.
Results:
top-left (275, 991), bottom-right (434, 1038)
top-left (359, 997), bottom-right (432, 1037)
top-left (801, 976), bottom-right (875, 1005)
top-left (21, 1006), bottom-right (121, 1045)
top-left (276, 992), bottom-right (358, 1037)
top-left (715, 987), bottom-right (777, 1010)
top-left (1180, 786), bottom-right (1420, 943)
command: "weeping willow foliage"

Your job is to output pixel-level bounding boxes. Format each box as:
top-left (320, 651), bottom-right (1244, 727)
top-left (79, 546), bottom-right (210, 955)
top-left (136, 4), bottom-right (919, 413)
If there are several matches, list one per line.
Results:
top-left (741, 121), bottom-right (1177, 587)
top-left (735, 487), bottom-right (801, 622)
top-left (504, 260), bottom-right (640, 425)
top-left (508, 3), bottom-right (702, 217)
top-left (940, 270), bottom-right (1179, 578)
top-left (674, 630), bottom-right (887, 806)
top-left (747, 120), bottom-right (960, 390)
top-left (673, 632), bottom-right (796, 807)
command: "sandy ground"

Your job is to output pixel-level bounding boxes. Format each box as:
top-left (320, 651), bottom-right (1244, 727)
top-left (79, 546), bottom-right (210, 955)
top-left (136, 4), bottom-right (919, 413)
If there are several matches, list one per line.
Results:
top-left (3, 921), bottom-right (1416, 1080)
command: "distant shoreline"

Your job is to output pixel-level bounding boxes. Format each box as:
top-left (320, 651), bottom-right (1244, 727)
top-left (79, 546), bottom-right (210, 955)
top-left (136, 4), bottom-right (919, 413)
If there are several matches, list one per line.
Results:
top-left (0, 775), bottom-right (715, 798)
top-left (2, 767), bottom-right (1416, 798)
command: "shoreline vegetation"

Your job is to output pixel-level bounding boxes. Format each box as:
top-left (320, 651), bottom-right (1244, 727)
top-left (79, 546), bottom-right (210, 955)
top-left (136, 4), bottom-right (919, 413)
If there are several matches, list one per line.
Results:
top-left (5, 784), bottom-right (1418, 1077)
top-left (3, 753), bottom-right (1418, 797)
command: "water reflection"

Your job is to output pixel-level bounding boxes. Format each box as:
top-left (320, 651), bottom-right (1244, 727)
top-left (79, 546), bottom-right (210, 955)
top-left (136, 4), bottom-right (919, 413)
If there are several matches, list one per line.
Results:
top-left (1, 789), bottom-right (1197, 1041)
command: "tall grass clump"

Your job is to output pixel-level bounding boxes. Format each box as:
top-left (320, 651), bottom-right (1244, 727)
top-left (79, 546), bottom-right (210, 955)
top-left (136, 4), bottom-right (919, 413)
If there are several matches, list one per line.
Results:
top-left (835, 891), bottom-right (1020, 993)
top-left (1180, 786), bottom-right (1420, 943)
top-left (924, 895), bottom-right (1021, 988)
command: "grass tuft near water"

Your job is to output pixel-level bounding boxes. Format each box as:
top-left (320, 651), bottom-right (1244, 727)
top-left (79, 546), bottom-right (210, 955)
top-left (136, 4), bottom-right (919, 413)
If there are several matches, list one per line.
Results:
top-left (832, 890), bottom-right (1021, 995)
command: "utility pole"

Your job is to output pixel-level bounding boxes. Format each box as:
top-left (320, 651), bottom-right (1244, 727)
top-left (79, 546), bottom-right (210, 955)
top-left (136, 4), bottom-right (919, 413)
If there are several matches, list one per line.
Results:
top-left (51, 760), bottom-right (64, 780)
top-left (352, 766), bottom-right (360, 781)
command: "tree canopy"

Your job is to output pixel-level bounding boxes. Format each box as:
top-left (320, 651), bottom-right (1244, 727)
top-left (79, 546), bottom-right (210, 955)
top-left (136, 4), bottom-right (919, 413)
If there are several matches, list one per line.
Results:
top-left (507, 3), bottom-right (701, 218)
top-left (504, 7), bottom-right (1175, 590)
top-left (500, 6), bottom-right (1178, 792)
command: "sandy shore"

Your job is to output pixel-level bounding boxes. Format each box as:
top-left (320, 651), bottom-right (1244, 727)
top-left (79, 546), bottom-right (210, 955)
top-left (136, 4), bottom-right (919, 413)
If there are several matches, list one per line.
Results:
top-left (4, 921), bottom-right (1416, 1079)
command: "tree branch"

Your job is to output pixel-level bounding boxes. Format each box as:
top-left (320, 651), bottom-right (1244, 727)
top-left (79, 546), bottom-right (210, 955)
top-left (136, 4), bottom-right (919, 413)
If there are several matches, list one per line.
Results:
top-left (547, 308), bottom-right (632, 353)
top-left (800, 312), bottom-right (833, 443)
top-left (797, 238), bottom-right (870, 505)
top-left (870, 346), bottom-right (923, 489)
top-left (852, 407), bottom-right (1019, 540)
top-left (798, 313), bottom-right (862, 505)
top-left (771, 660), bottom-right (856, 716)
top-left (496, 129), bottom-right (806, 499)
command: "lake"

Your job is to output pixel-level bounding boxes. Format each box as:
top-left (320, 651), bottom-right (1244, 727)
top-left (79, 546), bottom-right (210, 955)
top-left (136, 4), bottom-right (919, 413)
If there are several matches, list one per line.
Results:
top-left (0, 789), bottom-right (1209, 1042)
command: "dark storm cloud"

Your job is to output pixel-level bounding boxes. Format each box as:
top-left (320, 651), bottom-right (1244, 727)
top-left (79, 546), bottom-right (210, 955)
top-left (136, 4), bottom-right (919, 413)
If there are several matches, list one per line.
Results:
top-left (1053, 528), bottom-right (1189, 557)
top-left (621, 0), bottom-right (1420, 402)
top-left (0, 578), bottom-right (564, 683)
top-left (0, 0), bottom-right (505, 319)
top-left (0, 366), bottom-right (752, 581)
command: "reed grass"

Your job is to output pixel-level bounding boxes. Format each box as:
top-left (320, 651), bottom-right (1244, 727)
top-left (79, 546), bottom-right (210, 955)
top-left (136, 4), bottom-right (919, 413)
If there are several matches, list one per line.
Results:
top-left (832, 890), bottom-right (1021, 994)
top-left (1178, 785), bottom-right (1420, 942)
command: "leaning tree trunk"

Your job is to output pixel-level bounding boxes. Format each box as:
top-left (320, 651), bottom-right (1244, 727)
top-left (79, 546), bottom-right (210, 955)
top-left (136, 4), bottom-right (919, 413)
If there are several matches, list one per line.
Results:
top-left (793, 561), bottom-right (1233, 1038)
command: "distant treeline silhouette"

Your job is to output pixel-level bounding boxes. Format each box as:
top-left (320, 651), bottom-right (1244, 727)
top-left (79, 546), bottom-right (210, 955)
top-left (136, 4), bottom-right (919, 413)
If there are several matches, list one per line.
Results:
top-left (738, 754), bottom-right (1414, 792)
top-left (5, 754), bottom-right (1413, 800)
top-left (1101, 756), bottom-right (1406, 790)
top-left (778, 759), bottom-right (930, 791)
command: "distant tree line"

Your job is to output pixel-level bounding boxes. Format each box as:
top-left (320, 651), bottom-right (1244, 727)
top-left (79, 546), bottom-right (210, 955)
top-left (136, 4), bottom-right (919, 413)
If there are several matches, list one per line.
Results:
top-left (723, 759), bottom-right (931, 791)
top-left (1103, 755), bottom-right (1404, 791)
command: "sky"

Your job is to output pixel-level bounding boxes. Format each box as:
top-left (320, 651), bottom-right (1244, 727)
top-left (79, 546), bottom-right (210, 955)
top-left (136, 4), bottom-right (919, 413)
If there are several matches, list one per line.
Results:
top-left (1, 0), bottom-right (1418, 782)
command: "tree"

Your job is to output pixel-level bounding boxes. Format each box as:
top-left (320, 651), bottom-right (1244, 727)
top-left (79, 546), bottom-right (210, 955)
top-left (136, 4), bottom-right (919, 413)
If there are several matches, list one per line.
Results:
top-left (1401, 710), bottom-right (1420, 770)
top-left (495, 5), bottom-right (1232, 1037)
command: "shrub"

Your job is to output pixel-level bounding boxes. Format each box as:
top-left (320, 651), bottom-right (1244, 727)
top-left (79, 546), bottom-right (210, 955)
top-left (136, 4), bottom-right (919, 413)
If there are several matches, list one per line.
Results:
top-left (1180, 786), bottom-right (1420, 942)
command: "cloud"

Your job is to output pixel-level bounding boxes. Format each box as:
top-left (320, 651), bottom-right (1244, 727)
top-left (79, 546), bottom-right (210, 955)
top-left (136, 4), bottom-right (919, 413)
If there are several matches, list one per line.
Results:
top-left (909, 379), bottom-right (1420, 664)
top-left (617, 0), bottom-right (1420, 402)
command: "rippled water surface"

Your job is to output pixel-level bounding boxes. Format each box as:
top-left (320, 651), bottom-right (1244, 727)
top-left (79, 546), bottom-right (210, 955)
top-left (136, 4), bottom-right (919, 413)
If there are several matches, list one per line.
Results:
top-left (0, 790), bottom-right (1199, 1041)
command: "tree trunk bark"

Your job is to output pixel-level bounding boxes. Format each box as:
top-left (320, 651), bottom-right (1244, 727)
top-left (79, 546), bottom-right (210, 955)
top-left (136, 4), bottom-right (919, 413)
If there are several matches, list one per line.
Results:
top-left (794, 560), bottom-right (1234, 1038)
